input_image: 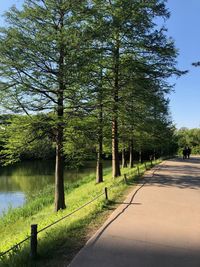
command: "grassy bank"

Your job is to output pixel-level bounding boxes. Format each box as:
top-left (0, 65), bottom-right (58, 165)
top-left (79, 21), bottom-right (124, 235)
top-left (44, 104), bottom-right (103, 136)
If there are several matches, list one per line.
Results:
top-left (0, 159), bottom-right (161, 267)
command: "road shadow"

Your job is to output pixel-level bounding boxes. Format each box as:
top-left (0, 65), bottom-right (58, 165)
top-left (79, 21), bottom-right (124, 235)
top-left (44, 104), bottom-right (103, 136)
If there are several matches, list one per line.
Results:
top-left (169, 156), bottom-right (200, 164)
top-left (79, 240), bottom-right (200, 267)
top-left (143, 157), bottom-right (200, 190)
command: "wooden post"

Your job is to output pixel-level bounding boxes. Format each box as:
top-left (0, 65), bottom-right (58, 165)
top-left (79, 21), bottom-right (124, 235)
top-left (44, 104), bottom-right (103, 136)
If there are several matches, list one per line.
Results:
top-left (151, 160), bottom-right (153, 167)
top-left (137, 165), bottom-right (140, 176)
top-left (30, 224), bottom-right (37, 260)
top-left (124, 174), bottom-right (127, 184)
top-left (105, 187), bottom-right (108, 200)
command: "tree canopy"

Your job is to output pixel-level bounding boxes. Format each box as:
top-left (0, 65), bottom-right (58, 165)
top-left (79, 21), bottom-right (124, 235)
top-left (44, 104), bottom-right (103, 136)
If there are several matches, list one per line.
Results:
top-left (0, 0), bottom-right (180, 211)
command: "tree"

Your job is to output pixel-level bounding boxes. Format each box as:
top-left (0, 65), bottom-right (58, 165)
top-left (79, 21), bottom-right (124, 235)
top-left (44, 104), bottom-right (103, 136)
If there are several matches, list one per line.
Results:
top-left (0, 0), bottom-right (86, 211)
top-left (0, 0), bottom-right (182, 206)
top-left (85, 0), bottom-right (179, 178)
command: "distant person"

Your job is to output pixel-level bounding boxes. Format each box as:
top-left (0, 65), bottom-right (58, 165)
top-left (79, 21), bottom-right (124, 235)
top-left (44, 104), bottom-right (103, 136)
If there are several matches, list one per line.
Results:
top-left (183, 147), bottom-right (187, 159)
top-left (186, 146), bottom-right (191, 159)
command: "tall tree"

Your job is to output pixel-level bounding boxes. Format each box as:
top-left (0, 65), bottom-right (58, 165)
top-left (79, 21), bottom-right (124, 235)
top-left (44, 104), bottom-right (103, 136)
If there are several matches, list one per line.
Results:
top-left (86, 0), bottom-right (179, 177)
top-left (0, 0), bottom-right (86, 211)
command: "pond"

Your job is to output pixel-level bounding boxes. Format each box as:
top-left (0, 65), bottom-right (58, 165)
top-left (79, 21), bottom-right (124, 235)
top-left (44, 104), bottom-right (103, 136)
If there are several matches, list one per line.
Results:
top-left (0, 160), bottom-right (111, 216)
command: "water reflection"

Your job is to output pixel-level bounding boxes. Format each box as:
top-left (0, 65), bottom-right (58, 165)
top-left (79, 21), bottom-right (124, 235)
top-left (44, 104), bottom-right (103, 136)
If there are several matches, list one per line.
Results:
top-left (0, 193), bottom-right (25, 215)
top-left (0, 160), bottom-right (111, 215)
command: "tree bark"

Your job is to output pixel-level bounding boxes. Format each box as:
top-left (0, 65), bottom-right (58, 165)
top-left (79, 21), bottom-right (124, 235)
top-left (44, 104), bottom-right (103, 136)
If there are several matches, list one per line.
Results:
top-left (139, 150), bottom-right (142, 163)
top-left (122, 147), bottom-right (127, 168)
top-left (153, 148), bottom-right (156, 160)
top-left (55, 87), bottom-right (66, 211)
top-left (112, 38), bottom-right (121, 178)
top-left (112, 118), bottom-right (121, 177)
top-left (96, 104), bottom-right (103, 183)
top-left (96, 150), bottom-right (103, 183)
top-left (55, 9), bottom-right (66, 211)
top-left (55, 124), bottom-right (66, 211)
top-left (129, 140), bottom-right (134, 168)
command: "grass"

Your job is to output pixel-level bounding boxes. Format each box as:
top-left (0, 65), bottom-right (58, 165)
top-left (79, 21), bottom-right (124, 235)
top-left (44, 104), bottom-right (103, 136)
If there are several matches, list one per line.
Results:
top-left (0, 159), bottom-right (161, 267)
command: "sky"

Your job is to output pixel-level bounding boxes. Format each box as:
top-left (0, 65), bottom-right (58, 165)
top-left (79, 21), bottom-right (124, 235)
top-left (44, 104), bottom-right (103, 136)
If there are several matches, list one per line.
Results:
top-left (0, 0), bottom-right (200, 129)
top-left (166, 1), bottom-right (200, 129)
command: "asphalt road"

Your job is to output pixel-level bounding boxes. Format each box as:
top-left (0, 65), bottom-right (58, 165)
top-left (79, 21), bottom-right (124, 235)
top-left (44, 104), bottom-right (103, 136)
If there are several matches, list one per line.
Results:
top-left (69, 157), bottom-right (200, 267)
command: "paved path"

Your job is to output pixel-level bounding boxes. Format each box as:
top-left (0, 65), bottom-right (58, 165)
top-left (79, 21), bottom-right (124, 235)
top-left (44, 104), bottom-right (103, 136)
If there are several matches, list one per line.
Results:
top-left (69, 157), bottom-right (200, 267)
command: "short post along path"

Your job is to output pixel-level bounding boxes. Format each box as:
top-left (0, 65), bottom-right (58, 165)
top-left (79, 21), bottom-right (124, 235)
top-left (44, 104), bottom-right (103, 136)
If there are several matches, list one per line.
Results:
top-left (69, 157), bottom-right (200, 267)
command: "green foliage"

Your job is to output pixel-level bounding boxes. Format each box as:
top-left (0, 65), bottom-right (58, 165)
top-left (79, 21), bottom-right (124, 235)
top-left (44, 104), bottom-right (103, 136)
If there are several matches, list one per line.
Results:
top-left (176, 127), bottom-right (200, 155)
top-left (63, 115), bottom-right (97, 167)
top-left (83, 0), bottom-right (179, 161)
top-left (0, 0), bottom-right (180, 168)
top-left (0, 115), bottom-right (55, 165)
top-left (0, 0), bottom-right (181, 212)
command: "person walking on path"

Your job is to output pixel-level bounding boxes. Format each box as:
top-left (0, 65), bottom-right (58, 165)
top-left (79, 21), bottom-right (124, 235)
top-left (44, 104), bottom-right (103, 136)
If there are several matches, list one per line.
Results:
top-left (186, 146), bottom-right (191, 159)
top-left (182, 146), bottom-right (187, 159)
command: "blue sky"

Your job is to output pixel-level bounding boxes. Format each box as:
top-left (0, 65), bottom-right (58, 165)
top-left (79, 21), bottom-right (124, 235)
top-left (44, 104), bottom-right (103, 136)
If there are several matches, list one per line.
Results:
top-left (0, 0), bottom-right (23, 20)
top-left (166, 0), bottom-right (200, 129)
top-left (0, 0), bottom-right (200, 129)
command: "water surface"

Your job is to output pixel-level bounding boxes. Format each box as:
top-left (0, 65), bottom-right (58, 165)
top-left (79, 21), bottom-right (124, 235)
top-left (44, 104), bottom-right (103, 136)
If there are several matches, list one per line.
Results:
top-left (0, 160), bottom-right (111, 216)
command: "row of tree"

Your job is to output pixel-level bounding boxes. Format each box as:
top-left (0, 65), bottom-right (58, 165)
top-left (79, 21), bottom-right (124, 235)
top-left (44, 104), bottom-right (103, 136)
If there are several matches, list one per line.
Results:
top-left (0, 0), bottom-right (180, 211)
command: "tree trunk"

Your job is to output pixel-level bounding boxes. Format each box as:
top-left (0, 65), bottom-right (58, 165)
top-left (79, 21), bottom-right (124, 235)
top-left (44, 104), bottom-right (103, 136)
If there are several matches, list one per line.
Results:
top-left (122, 147), bottom-right (127, 168)
top-left (55, 126), bottom-right (66, 211)
top-left (55, 10), bottom-right (66, 211)
top-left (139, 150), bottom-right (142, 163)
top-left (129, 140), bottom-right (134, 168)
top-left (96, 104), bottom-right (103, 183)
top-left (54, 94), bottom-right (66, 211)
top-left (112, 35), bottom-right (121, 178)
top-left (153, 148), bottom-right (156, 160)
top-left (96, 151), bottom-right (103, 183)
top-left (112, 118), bottom-right (121, 177)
